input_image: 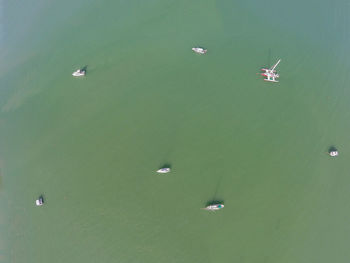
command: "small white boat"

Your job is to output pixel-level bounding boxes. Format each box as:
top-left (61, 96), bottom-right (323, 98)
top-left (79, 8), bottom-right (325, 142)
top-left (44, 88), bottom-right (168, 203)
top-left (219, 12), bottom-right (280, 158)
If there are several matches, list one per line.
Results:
top-left (192, 47), bottom-right (207, 54)
top-left (72, 69), bottom-right (86, 77)
top-left (202, 204), bottom-right (224, 211)
top-left (157, 168), bottom-right (171, 174)
top-left (329, 151), bottom-right (338, 157)
top-left (35, 196), bottom-right (44, 206)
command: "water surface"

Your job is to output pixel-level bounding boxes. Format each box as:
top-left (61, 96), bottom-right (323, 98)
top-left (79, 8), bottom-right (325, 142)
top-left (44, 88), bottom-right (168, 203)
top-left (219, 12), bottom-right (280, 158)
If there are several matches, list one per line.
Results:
top-left (1, 0), bottom-right (350, 262)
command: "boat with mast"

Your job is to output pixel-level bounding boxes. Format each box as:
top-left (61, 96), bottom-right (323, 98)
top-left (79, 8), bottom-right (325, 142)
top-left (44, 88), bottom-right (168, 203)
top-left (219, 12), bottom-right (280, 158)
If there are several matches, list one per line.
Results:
top-left (192, 47), bottom-right (207, 54)
top-left (72, 68), bottom-right (86, 77)
top-left (157, 167), bottom-right (171, 174)
top-left (35, 196), bottom-right (44, 206)
top-left (202, 203), bottom-right (224, 211)
top-left (329, 150), bottom-right (339, 157)
top-left (261, 59), bottom-right (281, 82)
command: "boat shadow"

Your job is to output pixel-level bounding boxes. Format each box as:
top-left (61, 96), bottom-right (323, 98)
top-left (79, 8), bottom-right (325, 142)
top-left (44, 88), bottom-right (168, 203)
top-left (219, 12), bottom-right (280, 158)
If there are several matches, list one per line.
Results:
top-left (260, 49), bottom-right (272, 68)
top-left (211, 174), bottom-right (224, 200)
top-left (158, 163), bottom-right (171, 169)
top-left (267, 48), bottom-right (271, 68)
top-left (328, 145), bottom-right (337, 152)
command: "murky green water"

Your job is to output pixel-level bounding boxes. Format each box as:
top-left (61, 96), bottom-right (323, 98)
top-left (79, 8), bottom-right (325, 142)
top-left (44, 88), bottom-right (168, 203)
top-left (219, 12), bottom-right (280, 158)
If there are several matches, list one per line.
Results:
top-left (1, 0), bottom-right (350, 262)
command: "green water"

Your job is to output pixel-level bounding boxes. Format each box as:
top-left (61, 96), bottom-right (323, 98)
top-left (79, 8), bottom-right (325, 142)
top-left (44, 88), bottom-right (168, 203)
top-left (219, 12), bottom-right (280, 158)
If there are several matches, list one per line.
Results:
top-left (1, 0), bottom-right (350, 262)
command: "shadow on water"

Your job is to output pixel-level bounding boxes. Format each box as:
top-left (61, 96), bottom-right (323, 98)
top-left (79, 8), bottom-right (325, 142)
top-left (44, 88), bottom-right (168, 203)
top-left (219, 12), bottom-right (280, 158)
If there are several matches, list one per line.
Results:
top-left (211, 174), bottom-right (224, 200)
top-left (81, 65), bottom-right (88, 72)
top-left (158, 163), bottom-right (172, 169)
top-left (258, 49), bottom-right (272, 69)
top-left (39, 194), bottom-right (44, 201)
top-left (328, 145), bottom-right (337, 152)
top-left (267, 48), bottom-right (271, 67)
top-left (205, 174), bottom-right (224, 206)
top-left (205, 200), bottom-right (224, 206)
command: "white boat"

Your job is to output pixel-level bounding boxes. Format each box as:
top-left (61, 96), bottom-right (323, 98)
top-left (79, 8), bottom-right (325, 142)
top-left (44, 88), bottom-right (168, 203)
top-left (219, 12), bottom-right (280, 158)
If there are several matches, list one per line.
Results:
top-left (72, 69), bottom-right (86, 77)
top-left (157, 168), bottom-right (171, 174)
top-left (192, 47), bottom-right (207, 54)
top-left (202, 204), bottom-right (224, 211)
top-left (329, 151), bottom-right (338, 157)
top-left (35, 196), bottom-right (44, 206)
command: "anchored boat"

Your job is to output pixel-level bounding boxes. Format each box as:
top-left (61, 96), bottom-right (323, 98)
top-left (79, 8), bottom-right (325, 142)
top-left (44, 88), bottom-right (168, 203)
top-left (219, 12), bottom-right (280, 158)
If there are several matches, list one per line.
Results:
top-left (36, 196), bottom-right (44, 206)
top-left (202, 204), bottom-right (224, 211)
top-left (157, 168), bottom-right (171, 174)
top-left (72, 69), bottom-right (86, 77)
top-left (192, 47), bottom-right (207, 54)
top-left (261, 59), bottom-right (281, 82)
top-left (329, 150), bottom-right (339, 157)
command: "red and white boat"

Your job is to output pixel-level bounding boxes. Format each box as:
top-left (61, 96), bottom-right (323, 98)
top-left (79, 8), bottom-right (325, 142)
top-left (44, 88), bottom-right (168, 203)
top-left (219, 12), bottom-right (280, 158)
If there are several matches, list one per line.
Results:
top-left (261, 59), bottom-right (281, 82)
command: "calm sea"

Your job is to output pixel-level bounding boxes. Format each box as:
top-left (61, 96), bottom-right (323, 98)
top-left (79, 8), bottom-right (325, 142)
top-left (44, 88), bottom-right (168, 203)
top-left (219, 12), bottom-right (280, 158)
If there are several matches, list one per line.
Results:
top-left (1, 0), bottom-right (350, 262)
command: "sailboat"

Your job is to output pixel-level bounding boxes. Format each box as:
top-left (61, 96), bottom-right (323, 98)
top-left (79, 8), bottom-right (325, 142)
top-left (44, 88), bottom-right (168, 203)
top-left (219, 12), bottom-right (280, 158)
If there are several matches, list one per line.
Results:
top-left (36, 196), bottom-right (44, 206)
top-left (192, 47), bottom-right (207, 54)
top-left (157, 168), bottom-right (171, 174)
top-left (329, 150), bottom-right (339, 157)
top-left (261, 59), bottom-right (281, 82)
top-left (72, 69), bottom-right (86, 77)
top-left (202, 203), bottom-right (224, 211)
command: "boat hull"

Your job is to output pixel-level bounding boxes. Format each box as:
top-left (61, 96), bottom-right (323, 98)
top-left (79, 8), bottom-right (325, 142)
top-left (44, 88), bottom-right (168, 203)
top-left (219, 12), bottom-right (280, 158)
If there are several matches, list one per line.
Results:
top-left (264, 79), bottom-right (279, 83)
top-left (203, 204), bottom-right (224, 211)
top-left (36, 198), bottom-right (44, 206)
top-left (157, 168), bottom-right (171, 173)
top-left (192, 48), bottom-right (207, 54)
top-left (72, 70), bottom-right (86, 77)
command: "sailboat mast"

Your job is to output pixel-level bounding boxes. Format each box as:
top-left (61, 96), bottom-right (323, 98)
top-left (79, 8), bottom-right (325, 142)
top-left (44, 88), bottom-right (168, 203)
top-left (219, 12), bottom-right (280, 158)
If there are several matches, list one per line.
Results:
top-left (270, 59), bottom-right (281, 71)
